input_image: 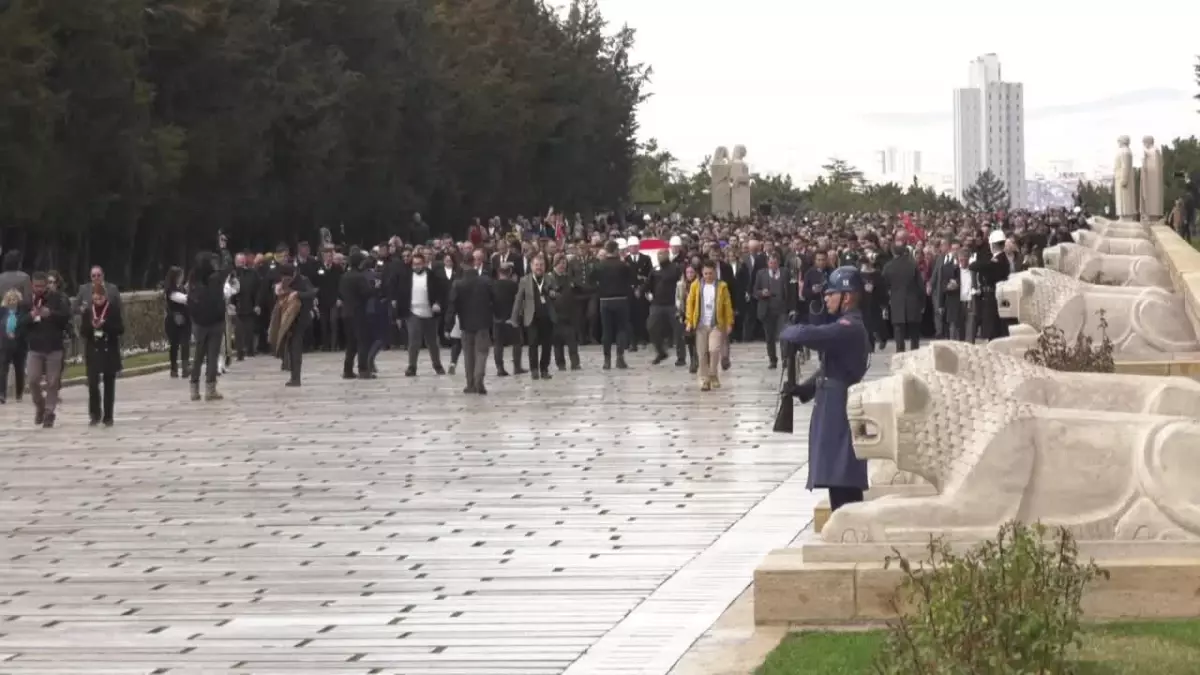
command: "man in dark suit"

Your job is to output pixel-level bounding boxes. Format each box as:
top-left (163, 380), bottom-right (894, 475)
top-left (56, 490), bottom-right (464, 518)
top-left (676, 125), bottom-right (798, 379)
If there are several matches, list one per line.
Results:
top-left (739, 242), bottom-right (768, 342)
top-left (625, 238), bottom-right (652, 350)
top-left (339, 251), bottom-right (373, 379)
top-left (752, 252), bottom-right (793, 368)
top-left (929, 239), bottom-right (958, 339)
top-left (490, 239), bottom-right (522, 279)
top-left (314, 247), bottom-right (342, 351)
top-left (945, 249), bottom-right (973, 341)
top-left (881, 244), bottom-right (924, 352)
top-left (448, 268), bottom-right (495, 394)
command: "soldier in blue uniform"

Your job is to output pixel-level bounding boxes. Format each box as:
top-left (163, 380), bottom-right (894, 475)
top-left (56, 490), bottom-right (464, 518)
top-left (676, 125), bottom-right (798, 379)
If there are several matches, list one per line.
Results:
top-left (778, 266), bottom-right (871, 512)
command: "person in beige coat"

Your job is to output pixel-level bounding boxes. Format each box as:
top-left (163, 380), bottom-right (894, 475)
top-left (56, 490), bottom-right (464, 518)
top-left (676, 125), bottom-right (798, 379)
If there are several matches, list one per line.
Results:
top-left (509, 255), bottom-right (560, 380)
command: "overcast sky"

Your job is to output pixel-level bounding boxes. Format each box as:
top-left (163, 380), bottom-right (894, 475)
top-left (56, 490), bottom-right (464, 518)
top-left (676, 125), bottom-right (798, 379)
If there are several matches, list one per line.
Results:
top-left (582, 0), bottom-right (1199, 178)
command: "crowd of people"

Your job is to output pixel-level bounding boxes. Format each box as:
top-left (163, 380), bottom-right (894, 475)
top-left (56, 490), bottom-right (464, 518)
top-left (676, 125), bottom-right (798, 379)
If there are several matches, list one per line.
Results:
top-left (0, 206), bottom-right (1093, 428)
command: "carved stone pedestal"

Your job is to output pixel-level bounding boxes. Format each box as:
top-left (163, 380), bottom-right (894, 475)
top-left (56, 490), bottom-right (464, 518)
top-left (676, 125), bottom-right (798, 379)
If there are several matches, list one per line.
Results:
top-left (756, 547), bottom-right (1200, 625)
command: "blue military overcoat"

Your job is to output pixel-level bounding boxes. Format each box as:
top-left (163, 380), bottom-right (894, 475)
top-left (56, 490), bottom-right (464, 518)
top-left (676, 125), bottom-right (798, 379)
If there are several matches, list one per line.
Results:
top-left (779, 309), bottom-right (871, 490)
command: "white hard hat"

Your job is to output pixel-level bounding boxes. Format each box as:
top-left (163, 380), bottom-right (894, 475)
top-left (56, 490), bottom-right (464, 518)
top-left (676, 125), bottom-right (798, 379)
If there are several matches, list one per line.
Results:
top-left (988, 229), bottom-right (1007, 245)
top-left (626, 236), bottom-right (640, 248)
top-left (669, 235), bottom-right (683, 247)
top-left (615, 237), bottom-right (627, 249)
top-left (642, 214), bottom-right (651, 222)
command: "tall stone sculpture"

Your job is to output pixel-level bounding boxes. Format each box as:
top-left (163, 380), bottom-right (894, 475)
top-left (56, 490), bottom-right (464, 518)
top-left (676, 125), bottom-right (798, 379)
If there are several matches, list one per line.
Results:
top-left (729, 145), bottom-right (752, 218)
top-left (824, 368), bottom-right (1200, 544)
top-left (1141, 135), bottom-right (1165, 220)
top-left (1114, 135), bottom-right (1138, 220)
top-left (710, 147), bottom-right (731, 216)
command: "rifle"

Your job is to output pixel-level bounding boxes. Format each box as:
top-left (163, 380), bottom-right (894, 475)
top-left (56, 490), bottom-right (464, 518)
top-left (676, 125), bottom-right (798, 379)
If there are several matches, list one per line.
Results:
top-left (773, 341), bottom-right (796, 434)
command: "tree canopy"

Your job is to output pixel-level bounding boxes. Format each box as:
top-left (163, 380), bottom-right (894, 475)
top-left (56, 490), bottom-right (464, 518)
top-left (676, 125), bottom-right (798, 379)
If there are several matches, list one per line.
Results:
top-left (0, 0), bottom-right (647, 287)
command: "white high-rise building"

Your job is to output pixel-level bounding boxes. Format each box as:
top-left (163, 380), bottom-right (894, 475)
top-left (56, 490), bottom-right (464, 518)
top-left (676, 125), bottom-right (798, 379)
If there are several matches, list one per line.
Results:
top-left (952, 53), bottom-right (1026, 208)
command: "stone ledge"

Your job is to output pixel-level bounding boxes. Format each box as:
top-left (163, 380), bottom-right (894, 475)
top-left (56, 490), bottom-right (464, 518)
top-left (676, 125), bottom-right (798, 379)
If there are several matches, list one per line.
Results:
top-left (60, 360), bottom-right (172, 389)
top-left (1114, 352), bottom-right (1200, 377)
top-left (1147, 222), bottom-right (1200, 340)
top-left (754, 550), bottom-right (1200, 625)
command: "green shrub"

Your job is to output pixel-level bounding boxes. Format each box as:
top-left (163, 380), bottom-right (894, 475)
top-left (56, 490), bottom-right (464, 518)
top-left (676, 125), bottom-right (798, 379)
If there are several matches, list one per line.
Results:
top-left (1023, 310), bottom-right (1115, 373)
top-left (874, 522), bottom-right (1107, 675)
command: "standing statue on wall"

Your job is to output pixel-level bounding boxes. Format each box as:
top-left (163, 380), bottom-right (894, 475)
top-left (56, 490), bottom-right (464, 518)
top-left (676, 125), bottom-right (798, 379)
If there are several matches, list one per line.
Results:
top-left (730, 145), bottom-right (752, 218)
top-left (1140, 135), bottom-right (1164, 221)
top-left (710, 147), bottom-right (732, 216)
top-left (1113, 135), bottom-right (1137, 220)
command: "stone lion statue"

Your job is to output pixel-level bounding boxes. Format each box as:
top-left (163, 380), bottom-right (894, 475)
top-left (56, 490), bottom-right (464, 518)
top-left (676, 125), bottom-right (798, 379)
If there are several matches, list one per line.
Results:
top-left (1085, 216), bottom-right (1149, 239)
top-left (1072, 229), bottom-right (1156, 256)
top-left (893, 341), bottom-right (1200, 416)
top-left (876, 342), bottom-right (1200, 489)
top-left (1042, 243), bottom-right (1171, 289)
top-left (824, 369), bottom-right (1200, 543)
top-left (993, 268), bottom-right (1198, 355)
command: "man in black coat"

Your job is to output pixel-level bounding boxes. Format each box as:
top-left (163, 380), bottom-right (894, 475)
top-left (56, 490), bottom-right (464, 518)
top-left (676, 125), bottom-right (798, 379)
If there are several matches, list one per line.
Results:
top-left (232, 254), bottom-right (261, 361)
top-left (929, 239), bottom-right (958, 339)
top-left (490, 265), bottom-right (522, 375)
top-left (881, 244), bottom-right (924, 352)
top-left (339, 251), bottom-right (373, 379)
top-left (314, 248), bottom-right (343, 351)
top-left (448, 268), bottom-right (495, 394)
top-left (738, 241), bottom-right (768, 342)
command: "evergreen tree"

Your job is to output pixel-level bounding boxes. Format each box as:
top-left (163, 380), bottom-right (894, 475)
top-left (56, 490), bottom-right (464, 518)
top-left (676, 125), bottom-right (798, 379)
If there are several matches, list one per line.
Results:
top-left (963, 170), bottom-right (1010, 212)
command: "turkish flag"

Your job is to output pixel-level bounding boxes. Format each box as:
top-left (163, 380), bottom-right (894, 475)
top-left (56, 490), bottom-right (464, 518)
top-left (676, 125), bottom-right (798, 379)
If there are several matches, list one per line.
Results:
top-left (902, 213), bottom-right (926, 243)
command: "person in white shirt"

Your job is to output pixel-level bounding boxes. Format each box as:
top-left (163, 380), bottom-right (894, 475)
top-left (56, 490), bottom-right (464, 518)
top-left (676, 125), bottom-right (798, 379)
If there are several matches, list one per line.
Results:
top-left (393, 252), bottom-right (446, 377)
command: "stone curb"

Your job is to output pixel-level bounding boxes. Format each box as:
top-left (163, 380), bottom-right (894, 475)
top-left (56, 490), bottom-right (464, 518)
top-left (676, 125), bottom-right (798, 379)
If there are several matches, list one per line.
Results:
top-left (60, 361), bottom-right (173, 389)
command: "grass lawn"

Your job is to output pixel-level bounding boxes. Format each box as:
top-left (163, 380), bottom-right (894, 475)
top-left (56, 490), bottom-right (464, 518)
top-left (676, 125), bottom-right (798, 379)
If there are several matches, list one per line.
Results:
top-left (63, 351), bottom-right (170, 381)
top-left (756, 621), bottom-right (1200, 674)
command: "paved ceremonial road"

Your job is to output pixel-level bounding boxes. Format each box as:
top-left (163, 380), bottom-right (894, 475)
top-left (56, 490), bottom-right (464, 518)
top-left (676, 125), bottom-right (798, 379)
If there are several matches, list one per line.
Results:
top-left (0, 344), bottom-right (889, 675)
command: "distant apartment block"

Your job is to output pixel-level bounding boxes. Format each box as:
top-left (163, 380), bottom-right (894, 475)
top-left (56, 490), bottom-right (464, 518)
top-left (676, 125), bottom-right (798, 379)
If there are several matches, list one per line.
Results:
top-left (874, 147), bottom-right (923, 183)
top-left (952, 53), bottom-right (1026, 208)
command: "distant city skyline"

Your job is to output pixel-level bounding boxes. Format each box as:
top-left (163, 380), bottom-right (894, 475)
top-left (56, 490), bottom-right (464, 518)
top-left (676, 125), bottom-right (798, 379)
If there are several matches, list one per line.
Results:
top-left (578, 0), bottom-right (1199, 185)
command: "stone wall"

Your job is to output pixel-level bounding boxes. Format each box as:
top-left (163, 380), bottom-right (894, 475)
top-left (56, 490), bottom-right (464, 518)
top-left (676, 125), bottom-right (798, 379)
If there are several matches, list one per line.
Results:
top-left (67, 290), bottom-right (166, 359)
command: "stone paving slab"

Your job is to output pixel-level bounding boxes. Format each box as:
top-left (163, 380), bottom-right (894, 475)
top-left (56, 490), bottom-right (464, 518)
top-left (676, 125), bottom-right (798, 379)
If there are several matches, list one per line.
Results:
top-left (0, 344), bottom-right (889, 674)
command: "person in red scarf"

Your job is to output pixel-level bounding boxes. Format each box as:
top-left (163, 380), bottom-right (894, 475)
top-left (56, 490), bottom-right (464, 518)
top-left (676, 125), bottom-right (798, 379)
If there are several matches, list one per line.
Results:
top-left (82, 281), bottom-right (125, 427)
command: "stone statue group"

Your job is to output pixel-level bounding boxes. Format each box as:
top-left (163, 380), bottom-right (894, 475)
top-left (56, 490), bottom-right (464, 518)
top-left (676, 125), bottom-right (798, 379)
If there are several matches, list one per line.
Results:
top-left (710, 145), bottom-right (752, 218)
top-left (1113, 135), bottom-right (1164, 220)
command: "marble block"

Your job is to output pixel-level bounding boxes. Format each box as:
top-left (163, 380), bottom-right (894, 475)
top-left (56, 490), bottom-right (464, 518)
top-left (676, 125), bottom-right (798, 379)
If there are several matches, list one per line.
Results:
top-left (1042, 243), bottom-right (1172, 289)
top-left (1073, 229), bottom-right (1157, 257)
top-left (992, 268), bottom-right (1199, 355)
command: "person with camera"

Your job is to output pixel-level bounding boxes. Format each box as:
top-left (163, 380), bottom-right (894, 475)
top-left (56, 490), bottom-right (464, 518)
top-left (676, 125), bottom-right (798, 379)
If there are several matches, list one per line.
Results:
top-left (778, 266), bottom-right (872, 512)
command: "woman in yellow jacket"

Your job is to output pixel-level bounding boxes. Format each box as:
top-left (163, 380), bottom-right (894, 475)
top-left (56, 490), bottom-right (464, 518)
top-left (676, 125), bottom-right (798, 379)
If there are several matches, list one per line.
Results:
top-left (684, 261), bottom-right (735, 391)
